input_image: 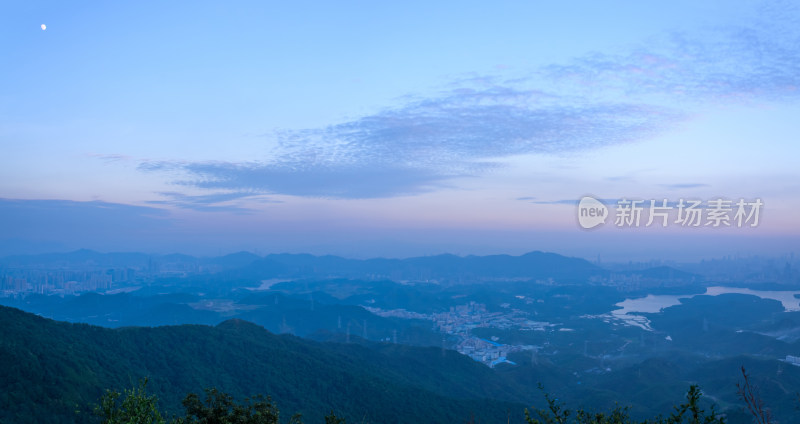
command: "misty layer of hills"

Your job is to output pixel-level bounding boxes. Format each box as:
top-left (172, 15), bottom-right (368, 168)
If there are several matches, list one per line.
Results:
top-left (0, 249), bottom-right (683, 283)
top-left (4, 248), bottom-right (792, 287)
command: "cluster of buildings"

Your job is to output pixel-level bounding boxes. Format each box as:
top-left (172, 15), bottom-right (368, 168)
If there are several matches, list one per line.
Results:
top-left (432, 301), bottom-right (538, 367)
top-left (369, 300), bottom-right (546, 367)
top-left (0, 268), bottom-right (134, 296)
top-left (784, 355), bottom-right (800, 366)
top-left (454, 336), bottom-right (516, 367)
top-left (432, 301), bottom-right (540, 333)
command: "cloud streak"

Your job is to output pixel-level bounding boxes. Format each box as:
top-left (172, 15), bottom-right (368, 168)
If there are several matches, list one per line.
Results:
top-left (0, 198), bottom-right (173, 248)
top-left (145, 191), bottom-right (278, 213)
top-left (659, 183), bottom-right (709, 190)
top-left (135, 9), bottom-right (800, 201)
top-left (539, 13), bottom-right (800, 104)
top-left (139, 97), bottom-right (683, 199)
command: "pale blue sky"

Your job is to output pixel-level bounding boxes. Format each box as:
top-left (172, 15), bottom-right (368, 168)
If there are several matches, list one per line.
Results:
top-left (2, 1), bottom-right (799, 259)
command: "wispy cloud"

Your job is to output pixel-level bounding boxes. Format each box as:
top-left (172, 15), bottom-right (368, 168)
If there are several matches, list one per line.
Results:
top-left (659, 183), bottom-right (709, 190)
top-left (134, 8), bottom-right (799, 201)
top-left (532, 199), bottom-right (619, 206)
top-left (0, 198), bottom-right (172, 244)
top-left (536, 198), bottom-right (720, 209)
top-left (138, 97), bottom-right (682, 199)
top-left (540, 14), bottom-right (800, 104)
top-left (89, 153), bottom-right (135, 163)
top-left (145, 191), bottom-right (278, 213)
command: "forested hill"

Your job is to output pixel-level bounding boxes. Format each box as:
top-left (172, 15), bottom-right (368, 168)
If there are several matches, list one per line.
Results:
top-left (0, 305), bottom-right (526, 423)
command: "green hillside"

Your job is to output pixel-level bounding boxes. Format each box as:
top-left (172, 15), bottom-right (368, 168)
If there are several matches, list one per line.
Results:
top-left (0, 305), bottom-right (525, 423)
top-left (4, 304), bottom-right (800, 424)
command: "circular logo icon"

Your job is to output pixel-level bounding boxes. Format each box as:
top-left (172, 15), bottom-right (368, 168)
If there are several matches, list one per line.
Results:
top-left (577, 196), bottom-right (608, 229)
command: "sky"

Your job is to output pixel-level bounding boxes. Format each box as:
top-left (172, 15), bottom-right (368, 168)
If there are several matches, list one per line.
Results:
top-left (2, 1), bottom-right (800, 261)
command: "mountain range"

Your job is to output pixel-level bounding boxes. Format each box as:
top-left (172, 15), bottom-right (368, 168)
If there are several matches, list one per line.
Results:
top-left (0, 249), bottom-right (701, 285)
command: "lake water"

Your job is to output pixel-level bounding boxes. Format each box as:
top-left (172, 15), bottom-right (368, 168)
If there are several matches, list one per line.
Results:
top-left (608, 286), bottom-right (800, 330)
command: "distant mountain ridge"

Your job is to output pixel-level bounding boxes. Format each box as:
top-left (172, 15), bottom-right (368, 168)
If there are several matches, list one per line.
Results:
top-left (0, 249), bottom-right (706, 288)
top-left (0, 249), bottom-right (605, 282)
top-left (0, 249), bottom-right (261, 270)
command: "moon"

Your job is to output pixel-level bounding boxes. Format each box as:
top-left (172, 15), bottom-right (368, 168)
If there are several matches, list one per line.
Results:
top-left (41, 24), bottom-right (46, 31)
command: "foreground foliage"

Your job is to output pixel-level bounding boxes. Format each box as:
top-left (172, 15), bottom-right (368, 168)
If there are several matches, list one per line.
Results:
top-left (525, 384), bottom-right (724, 424)
top-left (95, 379), bottom-right (166, 424)
top-left (98, 380), bottom-right (732, 424)
top-left (96, 381), bottom-right (333, 424)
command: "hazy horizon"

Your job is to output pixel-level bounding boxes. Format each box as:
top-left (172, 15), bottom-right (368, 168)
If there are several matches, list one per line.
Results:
top-left (2, 243), bottom-right (797, 267)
